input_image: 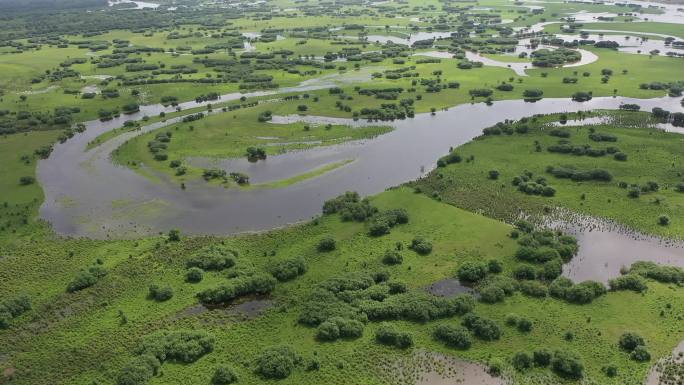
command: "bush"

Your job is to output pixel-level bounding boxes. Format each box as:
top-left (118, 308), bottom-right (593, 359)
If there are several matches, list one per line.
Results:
top-left (517, 318), bottom-right (533, 333)
top-left (564, 281), bottom-right (606, 304)
top-left (602, 364), bottom-right (618, 377)
top-left (628, 261), bottom-right (684, 285)
top-left (512, 351), bottom-right (533, 371)
top-left (148, 285), bottom-right (174, 302)
top-left (116, 354), bottom-right (161, 385)
top-left (487, 259), bottom-right (503, 273)
top-left (197, 274), bottom-right (277, 305)
top-left (551, 350), bottom-right (584, 379)
top-left (137, 330), bottom-right (214, 363)
top-left (255, 346), bottom-right (299, 379)
top-left (619, 332), bottom-right (645, 351)
top-left (433, 324), bottom-right (472, 349)
top-left (271, 258), bottom-right (307, 281)
top-left (0, 296), bottom-right (31, 329)
top-left (186, 248), bottom-right (236, 271)
top-left (185, 268), bottom-right (203, 283)
top-left (480, 285), bottom-right (506, 303)
top-left (375, 323), bottom-right (413, 348)
top-left (409, 237), bottom-right (432, 255)
top-left (66, 269), bottom-right (101, 293)
top-left (382, 250), bottom-right (403, 265)
top-left (457, 262), bottom-right (488, 283)
top-left (317, 317), bottom-right (364, 341)
top-left (609, 274), bottom-right (647, 292)
top-left (19, 176), bottom-right (35, 185)
top-left (533, 348), bottom-right (552, 367)
top-left (488, 170), bottom-right (500, 180)
top-left (630, 345), bottom-right (651, 362)
top-left (659, 215), bottom-right (670, 226)
top-left (212, 367), bottom-right (238, 385)
top-left (462, 313), bottom-right (502, 341)
top-left (317, 237), bottom-right (336, 252)
top-left (513, 265), bottom-right (536, 280)
top-left (519, 280), bottom-right (548, 298)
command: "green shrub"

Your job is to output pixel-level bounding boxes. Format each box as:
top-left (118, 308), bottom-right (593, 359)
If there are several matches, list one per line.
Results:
top-left (375, 323), bottom-right (413, 349)
top-left (212, 367), bottom-right (238, 385)
top-left (148, 285), bottom-right (174, 302)
top-left (255, 345), bottom-right (299, 379)
top-left (479, 285), bottom-right (506, 303)
top-left (457, 261), bottom-right (488, 283)
top-left (317, 237), bottom-right (336, 252)
top-left (137, 330), bottom-right (214, 363)
top-left (186, 248), bottom-right (236, 271)
top-left (433, 324), bottom-right (472, 349)
top-left (551, 350), bottom-right (584, 379)
top-left (533, 348), bottom-right (552, 367)
top-left (271, 258), bottom-right (307, 281)
top-left (462, 313), bottom-right (502, 341)
top-left (512, 351), bottom-right (532, 371)
top-left (630, 345), bottom-right (651, 362)
top-left (409, 236), bottom-right (432, 255)
top-left (619, 332), bottom-right (645, 351)
top-left (382, 250), bottom-right (403, 265)
top-left (185, 268), bottom-right (203, 283)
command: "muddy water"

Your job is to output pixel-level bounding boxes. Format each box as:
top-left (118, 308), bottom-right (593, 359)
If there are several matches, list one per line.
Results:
top-left (38, 94), bottom-right (684, 238)
top-left (426, 278), bottom-right (477, 298)
top-left (393, 351), bottom-right (507, 385)
top-left (543, 212), bottom-right (684, 283)
top-left (645, 340), bottom-right (684, 385)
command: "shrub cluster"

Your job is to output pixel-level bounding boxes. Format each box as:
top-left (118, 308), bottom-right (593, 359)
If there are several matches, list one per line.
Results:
top-left (186, 248), bottom-right (236, 271)
top-left (462, 313), bottom-right (502, 341)
top-left (66, 265), bottom-right (108, 293)
top-left (375, 323), bottom-right (413, 348)
top-left (549, 277), bottom-right (606, 304)
top-left (316, 316), bottom-right (364, 341)
top-left (433, 324), bottom-right (472, 349)
top-left (546, 166), bottom-right (613, 182)
top-left (255, 345), bottom-right (300, 379)
top-left (270, 258), bottom-right (307, 282)
top-left (197, 274), bottom-right (277, 305)
top-left (0, 295), bottom-right (31, 329)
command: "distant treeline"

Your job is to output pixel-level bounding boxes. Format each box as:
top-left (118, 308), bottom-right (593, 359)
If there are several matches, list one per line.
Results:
top-left (0, 0), bottom-right (107, 12)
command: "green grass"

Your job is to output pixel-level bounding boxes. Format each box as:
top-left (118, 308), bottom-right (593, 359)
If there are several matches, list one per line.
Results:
top-left (256, 159), bottom-right (355, 188)
top-left (112, 100), bottom-right (392, 184)
top-left (1, 187), bottom-right (681, 385)
top-left (414, 111), bottom-right (684, 238)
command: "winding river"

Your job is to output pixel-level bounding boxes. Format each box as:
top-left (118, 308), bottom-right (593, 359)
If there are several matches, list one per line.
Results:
top-left (38, 76), bottom-right (684, 243)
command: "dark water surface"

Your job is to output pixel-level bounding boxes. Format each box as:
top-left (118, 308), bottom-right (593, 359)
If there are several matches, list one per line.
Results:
top-left (38, 92), bottom-right (684, 239)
